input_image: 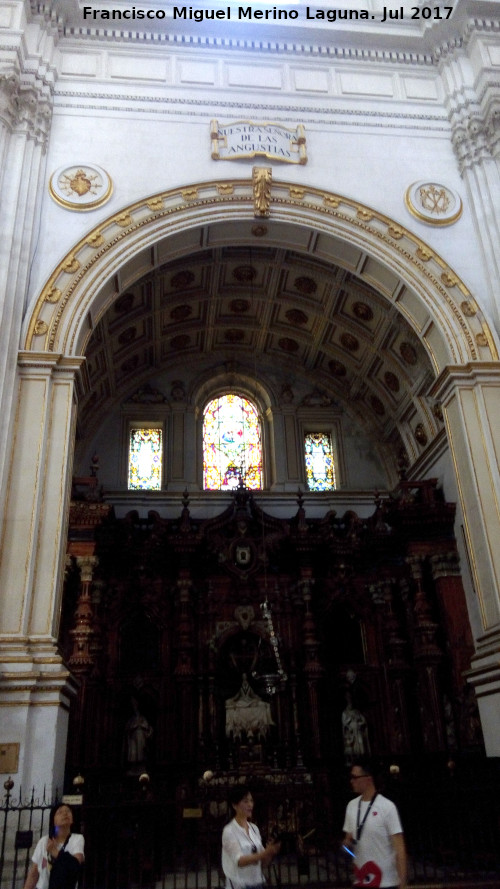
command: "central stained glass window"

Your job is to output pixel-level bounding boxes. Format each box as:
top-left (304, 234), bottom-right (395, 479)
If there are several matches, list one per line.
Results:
top-left (128, 427), bottom-right (162, 490)
top-left (304, 432), bottom-right (336, 491)
top-left (203, 394), bottom-right (262, 490)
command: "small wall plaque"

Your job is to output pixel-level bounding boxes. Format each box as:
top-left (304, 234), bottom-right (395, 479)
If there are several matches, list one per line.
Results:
top-left (211, 120), bottom-right (307, 165)
top-left (0, 742), bottom-right (20, 773)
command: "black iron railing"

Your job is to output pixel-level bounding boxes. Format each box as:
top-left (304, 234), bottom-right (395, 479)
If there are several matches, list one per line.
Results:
top-left (1, 763), bottom-right (500, 889)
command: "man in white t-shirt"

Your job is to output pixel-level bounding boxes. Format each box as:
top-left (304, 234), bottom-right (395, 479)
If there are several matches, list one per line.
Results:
top-left (343, 759), bottom-right (406, 889)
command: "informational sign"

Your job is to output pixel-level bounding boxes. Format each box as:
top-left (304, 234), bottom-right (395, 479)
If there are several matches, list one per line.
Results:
top-left (182, 807), bottom-right (203, 818)
top-left (211, 120), bottom-right (307, 164)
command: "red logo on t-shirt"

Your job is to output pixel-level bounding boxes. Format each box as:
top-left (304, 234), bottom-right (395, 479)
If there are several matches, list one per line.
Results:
top-left (354, 859), bottom-right (382, 887)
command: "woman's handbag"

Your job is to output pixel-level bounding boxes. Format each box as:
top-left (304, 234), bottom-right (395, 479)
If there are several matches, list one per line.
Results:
top-left (48, 848), bottom-right (82, 889)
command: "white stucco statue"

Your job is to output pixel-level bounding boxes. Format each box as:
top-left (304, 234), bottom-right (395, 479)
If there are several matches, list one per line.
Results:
top-left (342, 693), bottom-right (370, 759)
top-left (125, 698), bottom-right (153, 763)
top-left (225, 673), bottom-right (274, 740)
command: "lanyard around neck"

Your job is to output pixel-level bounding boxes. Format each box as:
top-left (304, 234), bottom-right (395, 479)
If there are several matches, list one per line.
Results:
top-left (356, 792), bottom-right (377, 842)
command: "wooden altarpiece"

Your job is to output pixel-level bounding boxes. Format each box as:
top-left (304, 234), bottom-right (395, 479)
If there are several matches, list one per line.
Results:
top-left (62, 479), bottom-right (483, 802)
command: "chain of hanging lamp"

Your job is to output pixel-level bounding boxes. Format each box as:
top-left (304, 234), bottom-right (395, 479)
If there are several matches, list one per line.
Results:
top-left (242, 244), bottom-right (287, 695)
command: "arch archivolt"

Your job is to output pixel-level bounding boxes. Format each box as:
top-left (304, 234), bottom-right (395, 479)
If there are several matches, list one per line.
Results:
top-left (24, 175), bottom-right (498, 370)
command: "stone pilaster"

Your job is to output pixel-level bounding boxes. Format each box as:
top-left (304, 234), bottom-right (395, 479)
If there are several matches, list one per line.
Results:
top-left (431, 363), bottom-right (500, 755)
top-left (438, 34), bottom-right (500, 327)
top-left (0, 60), bottom-right (54, 504)
top-left (0, 353), bottom-right (81, 795)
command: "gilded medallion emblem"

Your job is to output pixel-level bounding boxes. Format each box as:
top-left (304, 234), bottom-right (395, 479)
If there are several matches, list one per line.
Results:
top-left (49, 163), bottom-right (112, 210)
top-left (405, 180), bottom-right (462, 226)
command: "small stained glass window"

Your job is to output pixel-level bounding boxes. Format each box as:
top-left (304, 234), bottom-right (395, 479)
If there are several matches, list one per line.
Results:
top-left (128, 427), bottom-right (162, 490)
top-left (304, 432), bottom-right (336, 491)
top-left (203, 394), bottom-right (262, 490)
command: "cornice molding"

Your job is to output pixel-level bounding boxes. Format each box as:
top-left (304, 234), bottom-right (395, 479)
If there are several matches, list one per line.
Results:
top-left (53, 91), bottom-right (449, 132)
top-left (59, 26), bottom-right (437, 64)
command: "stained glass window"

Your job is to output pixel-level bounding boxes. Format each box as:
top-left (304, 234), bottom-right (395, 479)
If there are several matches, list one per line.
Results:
top-left (203, 394), bottom-right (262, 490)
top-left (128, 427), bottom-right (162, 490)
top-left (304, 432), bottom-right (336, 491)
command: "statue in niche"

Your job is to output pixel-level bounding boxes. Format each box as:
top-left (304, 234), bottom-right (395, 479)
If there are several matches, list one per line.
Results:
top-left (124, 697), bottom-right (153, 772)
top-left (225, 673), bottom-right (274, 741)
top-left (342, 691), bottom-right (370, 760)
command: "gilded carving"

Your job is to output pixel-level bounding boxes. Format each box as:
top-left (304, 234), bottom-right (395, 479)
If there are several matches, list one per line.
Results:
top-left (294, 276), bottom-right (316, 294)
top-left (285, 308), bottom-right (308, 326)
top-left (44, 287), bottom-right (62, 304)
top-left (385, 371), bottom-right (400, 393)
top-left (253, 166), bottom-right (272, 218)
top-left (432, 402), bottom-right (444, 422)
top-left (115, 212), bottom-right (133, 227)
top-left (461, 300), bottom-right (477, 316)
top-left (171, 270), bottom-right (195, 289)
top-left (353, 302), bottom-right (373, 322)
top-left (278, 337), bottom-right (299, 352)
top-left (147, 197), bottom-right (164, 211)
top-left (86, 231), bottom-right (104, 248)
top-left (340, 332), bottom-right (359, 352)
top-left (388, 225), bottom-right (404, 239)
top-left (400, 342), bottom-right (418, 365)
top-left (356, 208), bottom-right (374, 222)
top-left (415, 423), bottom-right (428, 446)
top-left (34, 320), bottom-right (48, 336)
top-left (252, 225), bottom-right (267, 237)
top-left (441, 272), bottom-right (458, 287)
top-left (324, 195), bottom-right (340, 208)
top-left (182, 188), bottom-right (199, 201)
top-left (229, 299), bottom-right (250, 313)
top-left (289, 187), bottom-right (305, 200)
top-left (329, 359), bottom-right (347, 377)
top-left (416, 246), bottom-right (432, 261)
top-left (62, 256), bottom-right (80, 274)
top-left (476, 332), bottom-right (488, 347)
top-left (217, 184), bottom-right (234, 195)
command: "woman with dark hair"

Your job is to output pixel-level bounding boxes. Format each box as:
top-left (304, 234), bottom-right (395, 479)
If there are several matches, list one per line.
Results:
top-left (222, 786), bottom-right (280, 889)
top-left (23, 803), bottom-right (84, 889)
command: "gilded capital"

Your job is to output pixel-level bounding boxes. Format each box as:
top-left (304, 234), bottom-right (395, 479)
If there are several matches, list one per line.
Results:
top-left (76, 555), bottom-right (99, 584)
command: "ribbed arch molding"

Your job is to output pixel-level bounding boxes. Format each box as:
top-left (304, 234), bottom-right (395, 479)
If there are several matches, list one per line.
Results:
top-left (23, 176), bottom-right (499, 371)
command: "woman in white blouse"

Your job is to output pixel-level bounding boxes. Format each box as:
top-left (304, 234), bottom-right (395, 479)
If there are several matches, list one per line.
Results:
top-left (23, 804), bottom-right (84, 889)
top-left (222, 786), bottom-right (280, 889)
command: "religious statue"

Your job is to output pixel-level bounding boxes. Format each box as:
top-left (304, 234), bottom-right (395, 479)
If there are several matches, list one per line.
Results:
top-left (125, 697), bottom-right (153, 771)
top-left (342, 692), bottom-right (370, 760)
top-left (225, 673), bottom-right (274, 741)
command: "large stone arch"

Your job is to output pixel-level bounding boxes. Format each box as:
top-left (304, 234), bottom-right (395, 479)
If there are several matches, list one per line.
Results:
top-left (23, 175), bottom-right (498, 366)
top-left (2, 175), bottom-right (500, 799)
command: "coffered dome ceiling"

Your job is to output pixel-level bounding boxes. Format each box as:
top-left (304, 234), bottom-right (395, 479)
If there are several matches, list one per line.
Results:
top-left (76, 243), bottom-right (441, 478)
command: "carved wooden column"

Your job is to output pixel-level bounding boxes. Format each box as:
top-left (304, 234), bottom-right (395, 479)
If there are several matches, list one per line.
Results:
top-left (430, 552), bottom-right (478, 750)
top-left (68, 556), bottom-right (99, 674)
top-left (66, 555), bottom-right (99, 773)
top-left (430, 553), bottom-right (474, 695)
top-left (300, 573), bottom-right (324, 760)
top-left (174, 569), bottom-right (196, 761)
top-left (407, 555), bottom-right (446, 752)
top-left (376, 579), bottom-right (412, 755)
